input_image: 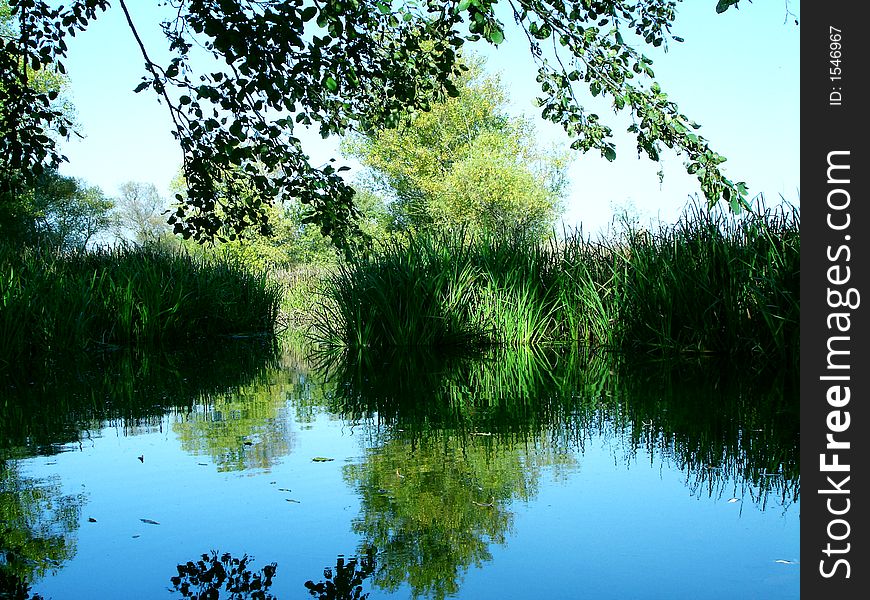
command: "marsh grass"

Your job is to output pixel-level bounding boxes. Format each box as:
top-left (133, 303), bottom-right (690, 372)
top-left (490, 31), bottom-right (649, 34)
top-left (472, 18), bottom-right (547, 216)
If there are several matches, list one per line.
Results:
top-left (311, 200), bottom-right (799, 369)
top-left (0, 242), bottom-right (282, 371)
top-left (311, 233), bottom-right (493, 349)
top-left (609, 201), bottom-right (799, 364)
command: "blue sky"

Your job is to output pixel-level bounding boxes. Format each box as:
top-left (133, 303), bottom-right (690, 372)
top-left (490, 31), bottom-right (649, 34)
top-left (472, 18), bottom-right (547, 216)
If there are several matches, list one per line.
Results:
top-left (58, 1), bottom-right (800, 235)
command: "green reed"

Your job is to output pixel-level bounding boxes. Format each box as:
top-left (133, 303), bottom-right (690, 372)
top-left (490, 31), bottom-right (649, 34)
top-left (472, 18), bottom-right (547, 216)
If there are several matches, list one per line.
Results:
top-left (0, 242), bottom-right (283, 371)
top-left (311, 233), bottom-right (492, 349)
top-left (310, 200), bottom-right (798, 369)
top-left (610, 201), bottom-right (799, 365)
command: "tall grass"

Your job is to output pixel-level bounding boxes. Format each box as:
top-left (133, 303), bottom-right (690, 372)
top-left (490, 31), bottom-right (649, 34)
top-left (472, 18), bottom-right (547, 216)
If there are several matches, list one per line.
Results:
top-left (311, 233), bottom-right (492, 349)
top-left (310, 200), bottom-right (799, 369)
top-left (0, 242), bottom-right (283, 371)
top-left (611, 202), bottom-right (799, 364)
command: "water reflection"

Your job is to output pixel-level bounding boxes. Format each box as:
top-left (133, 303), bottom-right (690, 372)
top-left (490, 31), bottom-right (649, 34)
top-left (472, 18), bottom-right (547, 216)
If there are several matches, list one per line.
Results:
top-left (0, 340), bottom-right (280, 455)
top-left (0, 342), bottom-right (798, 599)
top-left (0, 340), bottom-right (280, 595)
top-left (170, 551), bottom-right (277, 599)
top-left (613, 359), bottom-right (799, 508)
top-left (0, 460), bottom-right (84, 599)
top-left (173, 389), bottom-right (295, 472)
top-left (317, 346), bottom-right (799, 506)
top-left (344, 435), bottom-right (573, 599)
top-left (316, 346), bottom-right (799, 598)
top-left (305, 548), bottom-right (377, 600)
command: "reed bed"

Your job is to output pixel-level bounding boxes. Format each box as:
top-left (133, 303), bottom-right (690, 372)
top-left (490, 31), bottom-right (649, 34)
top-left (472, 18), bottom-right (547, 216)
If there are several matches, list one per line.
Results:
top-left (310, 201), bottom-right (799, 369)
top-left (0, 242), bottom-right (283, 370)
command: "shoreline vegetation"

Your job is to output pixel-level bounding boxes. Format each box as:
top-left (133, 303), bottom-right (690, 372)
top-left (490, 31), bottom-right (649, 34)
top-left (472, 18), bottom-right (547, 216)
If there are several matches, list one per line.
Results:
top-left (309, 201), bottom-right (799, 371)
top-left (0, 242), bottom-right (282, 374)
top-left (1, 200), bottom-right (798, 376)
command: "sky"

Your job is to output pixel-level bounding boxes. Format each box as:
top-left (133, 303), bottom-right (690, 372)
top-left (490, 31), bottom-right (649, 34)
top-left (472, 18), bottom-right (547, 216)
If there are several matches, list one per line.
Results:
top-left (57, 0), bottom-right (800, 236)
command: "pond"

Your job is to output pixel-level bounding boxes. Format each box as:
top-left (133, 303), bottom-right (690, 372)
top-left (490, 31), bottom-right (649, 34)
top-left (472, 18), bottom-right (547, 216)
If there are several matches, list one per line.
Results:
top-left (1, 342), bottom-right (799, 599)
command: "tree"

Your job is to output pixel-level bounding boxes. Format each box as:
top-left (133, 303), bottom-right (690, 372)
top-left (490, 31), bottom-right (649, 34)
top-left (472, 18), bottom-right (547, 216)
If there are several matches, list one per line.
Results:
top-left (0, 0), bottom-right (77, 244)
top-left (113, 181), bottom-right (170, 244)
top-left (2, 168), bottom-right (117, 251)
top-left (2, 1), bottom-right (763, 251)
top-left (169, 166), bottom-right (393, 268)
top-left (345, 58), bottom-right (568, 236)
top-left (25, 170), bottom-right (115, 251)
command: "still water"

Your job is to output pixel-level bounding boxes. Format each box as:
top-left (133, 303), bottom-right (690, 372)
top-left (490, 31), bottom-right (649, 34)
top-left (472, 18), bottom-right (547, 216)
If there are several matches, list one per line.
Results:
top-left (1, 343), bottom-right (799, 599)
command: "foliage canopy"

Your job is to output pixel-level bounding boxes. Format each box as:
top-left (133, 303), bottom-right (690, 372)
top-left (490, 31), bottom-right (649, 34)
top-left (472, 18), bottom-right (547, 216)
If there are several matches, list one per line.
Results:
top-left (2, 0), bottom-right (757, 251)
top-left (345, 59), bottom-right (568, 236)
top-left (1, 168), bottom-right (115, 250)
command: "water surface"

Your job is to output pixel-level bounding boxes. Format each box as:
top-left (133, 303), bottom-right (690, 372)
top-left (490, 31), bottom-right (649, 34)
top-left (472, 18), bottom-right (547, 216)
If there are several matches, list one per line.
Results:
top-left (1, 344), bottom-right (799, 599)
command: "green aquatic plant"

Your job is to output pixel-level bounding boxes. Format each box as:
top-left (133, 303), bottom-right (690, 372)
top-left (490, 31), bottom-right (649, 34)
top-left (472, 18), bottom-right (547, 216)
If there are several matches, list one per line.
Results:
top-left (0, 242), bottom-right (283, 372)
top-left (610, 200), bottom-right (799, 364)
top-left (310, 232), bottom-right (493, 350)
top-left (309, 200), bottom-right (799, 370)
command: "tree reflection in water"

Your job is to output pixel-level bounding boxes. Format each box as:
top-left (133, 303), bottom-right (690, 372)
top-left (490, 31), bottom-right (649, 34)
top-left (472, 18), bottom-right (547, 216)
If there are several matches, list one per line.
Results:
top-left (315, 345), bottom-right (799, 599)
top-left (170, 551), bottom-right (277, 599)
top-left (304, 547), bottom-right (376, 600)
top-left (0, 459), bottom-right (84, 600)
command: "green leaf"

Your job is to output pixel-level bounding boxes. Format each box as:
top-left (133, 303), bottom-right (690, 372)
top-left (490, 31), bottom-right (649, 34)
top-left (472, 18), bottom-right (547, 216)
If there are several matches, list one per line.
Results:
top-left (489, 29), bottom-right (504, 45)
top-left (716, 0), bottom-right (738, 14)
top-left (325, 77), bottom-right (338, 92)
top-left (458, 0), bottom-right (472, 11)
top-left (301, 6), bottom-right (317, 21)
top-left (604, 147), bottom-right (616, 161)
